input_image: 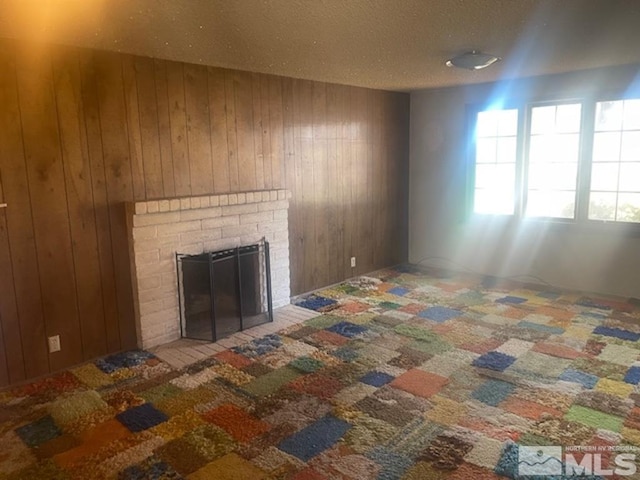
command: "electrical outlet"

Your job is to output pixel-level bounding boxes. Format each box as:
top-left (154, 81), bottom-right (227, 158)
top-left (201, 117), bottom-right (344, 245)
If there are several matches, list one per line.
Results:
top-left (350, 256), bottom-right (356, 268)
top-left (48, 335), bottom-right (61, 353)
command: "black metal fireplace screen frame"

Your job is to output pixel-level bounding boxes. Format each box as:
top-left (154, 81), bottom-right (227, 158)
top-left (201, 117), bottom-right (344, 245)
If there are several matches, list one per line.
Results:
top-left (176, 238), bottom-right (273, 342)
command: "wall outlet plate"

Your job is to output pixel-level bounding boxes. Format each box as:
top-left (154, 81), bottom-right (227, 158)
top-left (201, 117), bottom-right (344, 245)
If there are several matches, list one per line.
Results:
top-left (48, 335), bottom-right (61, 353)
top-left (350, 256), bottom-right (356, 268)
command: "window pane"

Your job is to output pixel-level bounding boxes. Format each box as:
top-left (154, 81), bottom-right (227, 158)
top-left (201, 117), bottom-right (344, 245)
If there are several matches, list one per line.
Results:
top-left (623, 99), bottom-right (640, 130)
top-left (530, 106), bottom-right (556, 135)
top-left (592, 132), bottom-right (621, 162)
top-left (496, 137), bottom-right (516, 163)
top-left (474, 189), bottom-right (514, 215)
top-left (619, 163), bottom-right (640, 192)
top-left (595, 100), bottom-right (624, 131)
top-left (497, 109), bottom-right (518, 136)
top-left (590, 163), bottom-right (620, 192)
top-left (526, 191), bottom-right (575, 218)
top-left (621, 131), bottom-right (640, 162)
top-left (475, 164), bottom-right (495, 189)
top-left (554, 134), bottom-right (580, 161)
top-left (476, 138), bottom-right (497, 163)
top-left (617, 193), bottom-right (640, 222)
top-left (589, 192), bottom-right (617, 221)
top-left (556, 104), bottom-right (582, 133)
top-left (476, 110), bottom-right (498, 137)
top-left (529, 135), bottom-right (551, 163)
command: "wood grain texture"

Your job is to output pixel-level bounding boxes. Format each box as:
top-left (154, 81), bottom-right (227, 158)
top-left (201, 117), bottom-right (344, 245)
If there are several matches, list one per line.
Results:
top-left (0, 38), bottom-right (409, 386)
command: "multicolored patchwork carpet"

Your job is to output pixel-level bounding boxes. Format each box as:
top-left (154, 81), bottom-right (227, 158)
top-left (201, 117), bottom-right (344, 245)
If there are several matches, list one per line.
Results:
top-left (2, 265), bottom-right (640, 480)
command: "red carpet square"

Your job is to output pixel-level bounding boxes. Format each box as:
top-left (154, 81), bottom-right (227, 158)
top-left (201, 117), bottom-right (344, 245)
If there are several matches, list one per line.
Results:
top-left (389, 369), bottom-right (448, 398)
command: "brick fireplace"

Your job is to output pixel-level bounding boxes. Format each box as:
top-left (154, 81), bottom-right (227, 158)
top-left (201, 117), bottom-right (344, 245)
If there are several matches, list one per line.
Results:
top-left (126, 190), bottom-right (291, 349)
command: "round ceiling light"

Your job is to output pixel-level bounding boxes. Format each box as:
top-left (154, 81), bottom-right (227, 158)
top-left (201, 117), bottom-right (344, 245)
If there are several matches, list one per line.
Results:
top-left (445, 51), bottom-right (501, 70)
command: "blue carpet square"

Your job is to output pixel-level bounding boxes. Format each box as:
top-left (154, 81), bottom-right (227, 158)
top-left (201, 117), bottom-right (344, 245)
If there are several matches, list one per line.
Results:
top-left (360, 371), bottom-right (395, 387)
top-left (559, 369), bottom-right (599, 389)
top-left (116, 403), bottom-right (168, 432)
top-left (15, 415), bottom-right (61, 447)
top-left (96, 350), bottom-right (155, 373)
top-left (365, 446), bottom-right (413, 480)
top-left (625, 366), bottom-right (640, 385)
top-left (592, 326), bottom-right (640, 342)
top-left (577, 297), bottom-right (612, 310)
top-left (296, 295), bottom-right (338, 312)
top-left (472, 351), bottom-right (516, 372)
top-left (496, 296), bottom-right (527, 304)
top-left (472, 379), bottom-right (516, 406)
top-left (388, 286), bottom-right (410, 297)
top-left (517, 321), bottom-right (565, 335)
top-left (326, 321), bottom-right (368, 338)
top-left (417, 306), bottom-right (461, 322)
top-left (233, 334), bottom-right (283, 357)
top-left (536, 291), bottom-right (561, 300)
top-left (332, 346), bottom-right (359, 362)
top-left (278, 415), bottom-right (351, 461)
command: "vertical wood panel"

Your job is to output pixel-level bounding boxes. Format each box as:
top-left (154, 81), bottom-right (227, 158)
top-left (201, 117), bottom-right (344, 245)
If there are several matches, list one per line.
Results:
top-left (207, 67), bottom-right (230, 194)
top-left (268, 76), bottom-right (285, 190)
top-left (53, 49), bottom-right (108, 360)
top-left (252, 73), bottom-right (265, 191)
top-left (155, 59), bottom-right (176, 198)
top-left (281, 77), bottom-right (302, 291)
top-left (166, 61), bottom-right (191, 197)
top-left (135, 56), bottom-right (164, 199)
top-left (312, 82), bottom-right (329, 288)
top-left (184, 64), bottom-right (213, 195)
top-left (259, 75), bottom-right (273, 190)
top-left (224, 70), bottom-right (240, 191)
top-left (326, 83), bottom-right (341, 284)
top-left (79, 51), bottom-right (121, 353)
top-left (0, 172), bottom-right (22, 385)
top-left (297, 80), bottom-right (316, 292)
top-left (233, 71), bottom-right (257, 191)
top-left (0, 41), bottom-right (30, 383)
top-left (0, 39), bottom-right (409, 383)
top-left (121, 56), bottom-right (146, 201)
top-left (16, 46), bottom-right (83, 371)
top-left (94, 51), bottom-right (137, 350)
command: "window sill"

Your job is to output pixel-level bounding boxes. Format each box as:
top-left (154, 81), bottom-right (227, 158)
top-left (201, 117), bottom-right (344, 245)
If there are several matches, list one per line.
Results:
top-left (468, 214), bottom-right (640, 238)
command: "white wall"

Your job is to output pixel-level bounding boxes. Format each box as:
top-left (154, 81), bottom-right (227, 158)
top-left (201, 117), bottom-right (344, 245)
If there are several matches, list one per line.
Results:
top-left (409, 65), bottom-right (640, 299)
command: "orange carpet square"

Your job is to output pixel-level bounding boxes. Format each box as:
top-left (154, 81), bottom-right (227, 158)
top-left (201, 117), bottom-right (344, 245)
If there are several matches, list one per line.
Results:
top-left (310, 330), bottom-right (350, 346)
top-left (202, 403), bottom-right (270, 442)
top-left (500, 397), bottom-right (563, 420)
top-left (532, 342), bottom-right (587, 359)
top-left (215, 350), bottom-right (253, 369)
top-left (389, 369), bottom-right (448, 398)
top-left (187, 453), bottom-right (267, 480)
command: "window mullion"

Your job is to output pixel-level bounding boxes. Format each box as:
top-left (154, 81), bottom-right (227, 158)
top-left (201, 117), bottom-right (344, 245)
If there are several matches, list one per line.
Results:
top-left (518, 105), bottom-right (532, 217)
top-left (577, 101), bottom-right (596, 222)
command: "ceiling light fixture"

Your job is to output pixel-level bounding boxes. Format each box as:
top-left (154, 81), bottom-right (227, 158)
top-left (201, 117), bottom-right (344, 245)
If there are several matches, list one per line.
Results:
top-left (445, 51), bottom-right (501, 70)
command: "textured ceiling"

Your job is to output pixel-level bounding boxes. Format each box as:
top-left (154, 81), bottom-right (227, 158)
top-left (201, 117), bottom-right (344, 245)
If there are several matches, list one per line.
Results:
top-left (1, 0), bottom-right (640, 91)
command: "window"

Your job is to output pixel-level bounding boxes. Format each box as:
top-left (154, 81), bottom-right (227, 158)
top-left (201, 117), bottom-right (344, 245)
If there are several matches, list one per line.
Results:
top-left (589, 100), bottom-right (640, 223)
top-left (471, 97), bottom-right (640, 225)
top-left (473, 109), bottom-right (518, 215)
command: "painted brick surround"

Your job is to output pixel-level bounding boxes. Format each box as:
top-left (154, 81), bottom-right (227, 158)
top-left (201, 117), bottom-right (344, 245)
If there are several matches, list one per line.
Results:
top-left (126, 190), bottom-right (291, 349)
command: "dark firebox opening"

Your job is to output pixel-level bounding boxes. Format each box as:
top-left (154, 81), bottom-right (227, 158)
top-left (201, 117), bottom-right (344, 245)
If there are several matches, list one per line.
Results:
top-left (176, 239), bottom-right (273, 342)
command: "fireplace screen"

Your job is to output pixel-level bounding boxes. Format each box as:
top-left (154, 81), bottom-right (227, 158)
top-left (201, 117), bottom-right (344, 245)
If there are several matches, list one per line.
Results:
top-left (176, 239), bottom-right (273, 342)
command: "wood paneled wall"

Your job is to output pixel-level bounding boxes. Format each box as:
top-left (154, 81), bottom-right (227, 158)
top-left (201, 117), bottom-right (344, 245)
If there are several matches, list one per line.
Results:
top-left (0, 38), bottom-right (409, 386)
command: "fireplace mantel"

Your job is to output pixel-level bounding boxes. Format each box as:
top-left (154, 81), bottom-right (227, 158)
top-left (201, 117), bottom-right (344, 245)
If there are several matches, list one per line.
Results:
top-left (126, 190), bottom-right (291, 349)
